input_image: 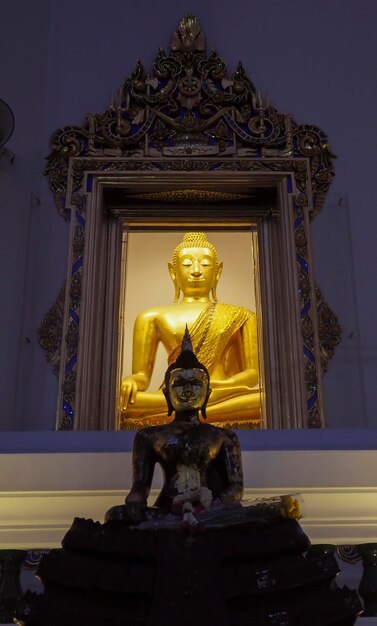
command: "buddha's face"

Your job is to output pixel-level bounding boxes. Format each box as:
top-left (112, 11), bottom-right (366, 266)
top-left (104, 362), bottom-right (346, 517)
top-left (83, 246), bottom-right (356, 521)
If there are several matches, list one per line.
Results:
top-left (168, 367), bottom-right (208, 412)
top-left (175, 247), bottom-right (217, 298)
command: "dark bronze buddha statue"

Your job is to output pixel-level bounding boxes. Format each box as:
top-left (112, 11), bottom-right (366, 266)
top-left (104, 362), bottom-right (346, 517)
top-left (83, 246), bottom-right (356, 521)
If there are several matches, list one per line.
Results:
top-left (108, 330), bottom-right (244, 525)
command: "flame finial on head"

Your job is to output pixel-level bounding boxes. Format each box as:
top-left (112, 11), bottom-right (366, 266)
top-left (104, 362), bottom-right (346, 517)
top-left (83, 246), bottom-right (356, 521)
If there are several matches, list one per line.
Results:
top-left (181, 325), bottom-right (193, 352)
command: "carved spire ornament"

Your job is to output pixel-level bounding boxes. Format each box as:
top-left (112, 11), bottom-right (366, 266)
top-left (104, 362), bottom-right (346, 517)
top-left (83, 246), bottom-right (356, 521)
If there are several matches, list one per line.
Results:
top-left (44, 14), bottom-right (335, 220)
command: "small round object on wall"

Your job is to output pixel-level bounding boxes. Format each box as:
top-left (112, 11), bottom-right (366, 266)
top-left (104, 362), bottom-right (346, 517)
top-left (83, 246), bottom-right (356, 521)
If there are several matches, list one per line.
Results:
top-left (0, 98), bottom-right (15, 147)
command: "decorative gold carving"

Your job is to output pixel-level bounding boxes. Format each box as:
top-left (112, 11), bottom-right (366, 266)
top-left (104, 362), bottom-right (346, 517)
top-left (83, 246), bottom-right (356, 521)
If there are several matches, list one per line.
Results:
top-left (44, 15), bottom-right (334, 219)
top-left (129, 189), bottom-right (250, 203)
top-left (121, 417), bottom-right (262, 431)
top-left (316, 286), bottom-right (342, 373)
top-left (171, 14), bottom-right (206, 53)
top-left (38, 284), bottom-right (65, 375)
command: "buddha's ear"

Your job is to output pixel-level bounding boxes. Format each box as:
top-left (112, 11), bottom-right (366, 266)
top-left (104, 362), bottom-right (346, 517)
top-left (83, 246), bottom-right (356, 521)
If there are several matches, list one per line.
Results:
top-left (211, 262), bottom-right (223, 303)
top-left (162, 384), bottom-right (174, 416)
top-left (201, 386), bottom-right (212, 420)
top-left (168, 262), bottom-right (180, 303)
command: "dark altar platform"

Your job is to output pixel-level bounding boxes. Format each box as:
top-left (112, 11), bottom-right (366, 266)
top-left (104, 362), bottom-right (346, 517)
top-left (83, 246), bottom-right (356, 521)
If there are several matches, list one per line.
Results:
top-left (15, 515), bottom-right (360, 626)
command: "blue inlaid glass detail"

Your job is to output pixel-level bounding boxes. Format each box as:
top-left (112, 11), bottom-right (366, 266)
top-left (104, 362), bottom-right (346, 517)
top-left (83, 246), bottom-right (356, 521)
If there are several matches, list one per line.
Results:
top-left (24, 550), bottom-right (50, 569)
top-left (65, 355), bottom-right (77, 374)
top-left (87, 176), bottom-right (93, 192)
top-left (296, 254), bottom-right (308, 272)
top-left (71, 257), bottom-right (83, 275)
top-left (303, 345), bottom-right (315, 364)
top-left (301, 300), bottom-right (311, 319)
top-left (294, 216), bottom-right (303, 229)
top-left (307, 392), bottom-right (318, 409)
top-left (76, 212), bottom-right (85, 227)
top-left (286, 176), bottom-right (293, 193)
top-left (69, 308), bottom-right (79, 324)
top-left (63, 401), bottom-right (74, 418)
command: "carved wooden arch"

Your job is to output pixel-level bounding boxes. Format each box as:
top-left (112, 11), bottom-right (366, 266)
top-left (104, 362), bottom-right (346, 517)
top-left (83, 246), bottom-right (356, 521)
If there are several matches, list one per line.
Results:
top-left (39, 14), bottom-right (340, 430)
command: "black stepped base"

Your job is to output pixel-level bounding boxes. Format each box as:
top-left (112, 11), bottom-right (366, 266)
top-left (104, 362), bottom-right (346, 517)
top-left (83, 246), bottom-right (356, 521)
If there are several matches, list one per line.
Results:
top-left (15, 516), bottom-right (361, 626)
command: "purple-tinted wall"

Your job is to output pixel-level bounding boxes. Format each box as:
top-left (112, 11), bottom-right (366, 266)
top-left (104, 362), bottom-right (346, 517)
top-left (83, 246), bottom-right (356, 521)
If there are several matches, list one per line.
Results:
top-left (1, 0), bottom-right (376, 431)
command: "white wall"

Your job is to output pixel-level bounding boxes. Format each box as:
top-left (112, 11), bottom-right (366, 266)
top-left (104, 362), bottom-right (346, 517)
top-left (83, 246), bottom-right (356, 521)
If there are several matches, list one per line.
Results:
top-left (2, 446), bottom-right (377, 547)
top-left (1, 0), bottom-right (376, 430)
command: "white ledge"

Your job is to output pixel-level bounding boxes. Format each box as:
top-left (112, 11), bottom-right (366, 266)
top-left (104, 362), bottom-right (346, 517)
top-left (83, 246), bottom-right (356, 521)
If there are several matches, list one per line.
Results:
top-left (1, 449), bottom-right (377, 548)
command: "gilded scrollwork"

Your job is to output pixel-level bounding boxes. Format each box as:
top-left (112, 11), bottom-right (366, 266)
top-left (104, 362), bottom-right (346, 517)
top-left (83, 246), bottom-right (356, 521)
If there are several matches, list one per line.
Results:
top-left (38, 284), bottom-right (65, 375)
top-left (130, 189), bottom-right (250, 203)
top-left (316, 286), bottom-right (342, 373)
top-left (44, 15), bottom-right (334, 216)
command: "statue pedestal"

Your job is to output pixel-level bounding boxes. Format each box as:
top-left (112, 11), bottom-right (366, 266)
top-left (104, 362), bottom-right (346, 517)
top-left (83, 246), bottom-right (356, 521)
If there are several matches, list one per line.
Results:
top-left (15, 516), bottom-right (360, 626)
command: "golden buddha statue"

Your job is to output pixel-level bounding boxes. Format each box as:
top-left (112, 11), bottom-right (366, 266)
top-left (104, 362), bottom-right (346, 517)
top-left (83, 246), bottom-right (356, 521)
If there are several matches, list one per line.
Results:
top-left (119, 232), bottom-right (261, 429)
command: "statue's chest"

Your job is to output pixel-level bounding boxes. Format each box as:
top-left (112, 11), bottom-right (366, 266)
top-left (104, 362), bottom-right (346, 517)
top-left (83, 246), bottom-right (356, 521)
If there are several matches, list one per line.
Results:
top-left (156, 428), bottom-right (221, 466)
top-left (158, 304), bottom-right (209, 341)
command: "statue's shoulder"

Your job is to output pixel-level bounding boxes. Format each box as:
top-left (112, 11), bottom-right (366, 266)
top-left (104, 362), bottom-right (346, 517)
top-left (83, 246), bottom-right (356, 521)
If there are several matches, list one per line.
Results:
top-left (137, 424), bottom-right (165, 437)
top-left (134, 425), bottom-right (168, 448)
top-left (135, 304), bottom-right (174, 324)
top-left (218, 302), bottom-right (252, 311)
top-left (222, 426), bottom-right (242, 447)
top-left (204, 423), bottom-right (238, 439)
top-left (201, 424), bottom-right (241, 452)
top-left (217, 302), bottom-right (255, 320)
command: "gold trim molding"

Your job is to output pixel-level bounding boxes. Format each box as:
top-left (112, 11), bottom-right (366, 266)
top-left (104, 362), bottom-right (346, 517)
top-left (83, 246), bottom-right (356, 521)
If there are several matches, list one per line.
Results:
top-left (125, 188), bottom-right (252, 203)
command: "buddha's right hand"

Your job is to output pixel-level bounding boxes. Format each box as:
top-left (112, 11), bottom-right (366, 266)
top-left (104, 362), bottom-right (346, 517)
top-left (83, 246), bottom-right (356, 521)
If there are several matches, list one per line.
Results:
top-left (120, 372), bottom-right (151, 409)
top-left (120, 375), bottom-right (140, 410)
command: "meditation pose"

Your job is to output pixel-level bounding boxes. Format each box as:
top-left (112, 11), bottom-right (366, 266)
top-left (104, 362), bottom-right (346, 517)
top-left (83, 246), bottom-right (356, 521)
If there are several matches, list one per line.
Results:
top-left (120, 232), bottom-right (261, 428)
top-left (108, 336), bottom-right (243, 524)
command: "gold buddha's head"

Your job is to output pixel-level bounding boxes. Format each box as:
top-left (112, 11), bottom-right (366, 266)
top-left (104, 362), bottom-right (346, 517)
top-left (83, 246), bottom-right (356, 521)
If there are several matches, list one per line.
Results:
top-left (169, 232), bottom-right (223, 302)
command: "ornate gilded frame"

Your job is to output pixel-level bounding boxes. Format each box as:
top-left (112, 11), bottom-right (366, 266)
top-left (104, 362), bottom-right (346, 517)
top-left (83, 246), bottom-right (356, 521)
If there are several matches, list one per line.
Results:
top-left (39, 15), bottom-right (339, 430)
